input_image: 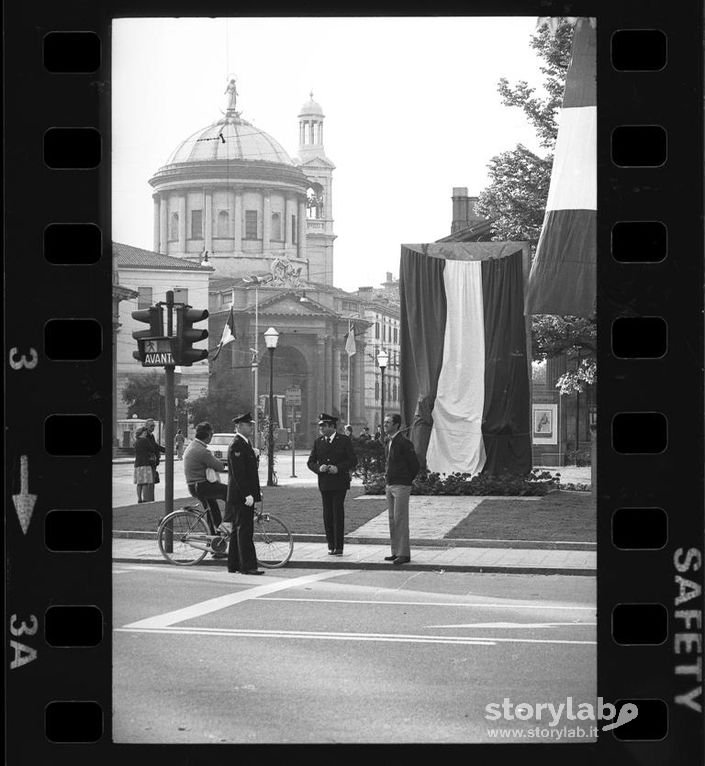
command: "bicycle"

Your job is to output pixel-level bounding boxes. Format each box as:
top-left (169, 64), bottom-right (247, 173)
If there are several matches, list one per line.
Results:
top-left (156, 501), bottom-right (293, 568)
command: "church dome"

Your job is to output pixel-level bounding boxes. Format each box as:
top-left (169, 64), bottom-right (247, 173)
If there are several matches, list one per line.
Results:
top-left (164, 115), bottom-right (295, 166)
top-left (298, 93), bottom-right (324, 118)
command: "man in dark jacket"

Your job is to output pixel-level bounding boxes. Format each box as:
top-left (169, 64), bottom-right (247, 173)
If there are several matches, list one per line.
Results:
top-left (307, 413), bottom-right (357, 555)
top-left (225, 412), bottom-right (264, 575)
top-left (382, 413), bottom-right (420, 564)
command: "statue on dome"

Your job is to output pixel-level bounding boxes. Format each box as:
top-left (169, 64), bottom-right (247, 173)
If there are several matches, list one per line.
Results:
top-left (225, 78), bottom-right (238, 112)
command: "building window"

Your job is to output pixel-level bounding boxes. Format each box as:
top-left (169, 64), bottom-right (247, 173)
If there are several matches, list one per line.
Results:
top-left (217, 210), bottom-right (229, 238)
top-left (393, 327), bottom-right (398, 344)
top-left (271, 212), bottom-right (282, 241)
top-left (375, 323), bottom-right (380, 339)
top-left (173, 288), bottom-right (188, 304)
top-left (245, 210), bottom-right (258, 240)
top-left (191, 210), bottom-right (203, 239)
top-left (393, 382), bottom-right (398, 402)
top-left (169, 212), bottom-right (179, 241)
top-left (375, 378), bottom-right (379, 401)
top-left (137, 286), bottom-right (153, 309)
top-left (291, 214), bottom-right (297, 244)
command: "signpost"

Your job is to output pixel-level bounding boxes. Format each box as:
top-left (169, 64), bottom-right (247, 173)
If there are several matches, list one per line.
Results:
top-left (131, 291), bottom-right (209, 536)
top-left (285, 387), bottom-right (301, 478)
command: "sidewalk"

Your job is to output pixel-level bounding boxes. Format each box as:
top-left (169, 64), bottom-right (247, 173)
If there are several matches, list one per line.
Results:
top-left (113, 534), bottom-right (595, 577)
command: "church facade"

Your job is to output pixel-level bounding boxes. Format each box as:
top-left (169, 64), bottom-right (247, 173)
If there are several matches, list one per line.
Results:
top-left (117, 83), bottom-right (399, 446)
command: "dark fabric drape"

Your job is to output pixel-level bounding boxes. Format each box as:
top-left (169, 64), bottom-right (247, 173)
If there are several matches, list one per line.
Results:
top-left (399, 246), bottom-right (447, 469)
top-left (481, 251), bottom-right (532, 475)
top-left (525, 209), bottom-right (596, 316)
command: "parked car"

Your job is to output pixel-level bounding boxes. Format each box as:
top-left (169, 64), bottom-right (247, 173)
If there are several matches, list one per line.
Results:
top-left (206, 433), bottom-right (233, 470)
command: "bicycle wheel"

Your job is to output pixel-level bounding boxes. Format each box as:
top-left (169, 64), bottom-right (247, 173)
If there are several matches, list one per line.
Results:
top-left (157, 510), bottom-right (210, 565)
top-left (254, 513), bottom-right (293, 568)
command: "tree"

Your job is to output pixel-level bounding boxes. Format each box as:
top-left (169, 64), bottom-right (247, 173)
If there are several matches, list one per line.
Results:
top-left (186, 381), bottom-right (249, 433)
top-left (476, 19), bottom-right (596, 396)
top-left (122, 372), bottom-right (161, 419)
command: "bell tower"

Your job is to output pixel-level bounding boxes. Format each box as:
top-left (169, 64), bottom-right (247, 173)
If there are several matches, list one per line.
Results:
top-left (297, 92), bottom-right (336, 286)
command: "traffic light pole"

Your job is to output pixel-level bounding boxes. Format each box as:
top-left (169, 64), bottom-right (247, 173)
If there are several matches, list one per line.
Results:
top-left (164, 291), bottom-right (175, 518)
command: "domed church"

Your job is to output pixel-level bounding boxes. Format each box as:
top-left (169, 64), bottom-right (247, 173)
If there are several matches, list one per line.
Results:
top-left (149, 81), bottom-right (335, 285)
top-left (144, 82), bottom-right (370, 446)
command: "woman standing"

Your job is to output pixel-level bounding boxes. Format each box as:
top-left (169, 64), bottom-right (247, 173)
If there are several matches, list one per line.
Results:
top-left (133, 420), bottom-right (164, 502)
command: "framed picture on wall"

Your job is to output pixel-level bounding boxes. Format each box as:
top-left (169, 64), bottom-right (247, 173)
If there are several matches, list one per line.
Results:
top-left (532, 403), bottom-right (558, 445)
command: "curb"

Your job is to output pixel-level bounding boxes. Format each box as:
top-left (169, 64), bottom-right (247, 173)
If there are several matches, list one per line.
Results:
top-left (112, 555), bottom-right (595, 577)
top-left (112, 530), bottom-right (595, 551)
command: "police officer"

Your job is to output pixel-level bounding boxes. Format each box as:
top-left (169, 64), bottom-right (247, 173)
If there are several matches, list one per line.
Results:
top-left (307, 413), bottom-right (357, 555)
top-left (224, 412), bottom-right (263, 575)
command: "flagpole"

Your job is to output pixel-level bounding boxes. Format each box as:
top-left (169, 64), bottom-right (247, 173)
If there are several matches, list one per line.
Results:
top-left (347, 320), bottom-right (352, 425)
top-left (253, 283), bottom-right (259, 449)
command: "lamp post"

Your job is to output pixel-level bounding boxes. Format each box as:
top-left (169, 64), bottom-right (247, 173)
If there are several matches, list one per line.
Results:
top-left (264, 326), bottom-right (279, 487)
top-left (243, 273), bottom-right (273, 449)
top-left (377, 348), bottom-right (388, 429)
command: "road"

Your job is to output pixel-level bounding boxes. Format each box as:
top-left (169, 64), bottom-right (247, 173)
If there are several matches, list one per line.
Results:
top-left (113, 564), bottom-right (596, 743)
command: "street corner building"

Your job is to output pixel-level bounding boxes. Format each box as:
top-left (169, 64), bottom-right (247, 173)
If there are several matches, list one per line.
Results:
top-left (399, 242), bottom-right (532, 477)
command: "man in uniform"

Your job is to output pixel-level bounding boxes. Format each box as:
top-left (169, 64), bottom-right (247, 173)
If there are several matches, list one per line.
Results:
top-left (224, 413), bottom-right (263, 575)
top-left (307, 413), bottom-right (357, 555)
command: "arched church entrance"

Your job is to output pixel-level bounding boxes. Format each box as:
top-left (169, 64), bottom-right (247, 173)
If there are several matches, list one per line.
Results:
top-left (258, 344), bottom-right (312, 446)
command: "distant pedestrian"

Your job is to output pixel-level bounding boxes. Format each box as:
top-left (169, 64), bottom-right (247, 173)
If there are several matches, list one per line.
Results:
top-left (344, 424), bottom-right (355, 441)
top-left (133, 419), bottom-right (164, 503)
top-left (225, 413), bottom-right (264, 575)
top-left (307, 413), bottom-right (357, 556)
top-left (374, 425), bottom-right (383, 442)
top-left (174, 429), bottom-right (185, 460)
top-left (358, 426), bottom-right (371, 443)
top-left (382, 414), bottom-right (420, 565)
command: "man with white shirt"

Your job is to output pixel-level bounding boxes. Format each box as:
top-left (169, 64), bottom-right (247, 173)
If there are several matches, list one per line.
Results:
top-left (382, 413), bottom-right (420, 565)
top-left (225, 412), bottom-right (264, 575)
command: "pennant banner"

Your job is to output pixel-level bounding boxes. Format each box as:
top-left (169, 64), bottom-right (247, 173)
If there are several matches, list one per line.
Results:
top-left (400, 244), bottom-right (532, 476)
top-left (525, 18), bottom-right (596, 316)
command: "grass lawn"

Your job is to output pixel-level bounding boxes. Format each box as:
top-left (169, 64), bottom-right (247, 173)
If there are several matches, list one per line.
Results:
top-left (445, 491), bottom-right (595, 542)
top-left (113, 485), bottom-right (388, 535)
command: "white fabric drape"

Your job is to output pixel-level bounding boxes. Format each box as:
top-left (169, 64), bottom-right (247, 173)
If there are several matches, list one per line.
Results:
top-left (426, 260), bottom-right (487, 475)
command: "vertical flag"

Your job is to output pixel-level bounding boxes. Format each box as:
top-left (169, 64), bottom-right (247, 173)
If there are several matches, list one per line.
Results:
top-left (525, 18), bottom-right (596, 316)
top-left (345, 321), bottom-right (356, 356)
top-left (211, 306), bottom-right (236, 361)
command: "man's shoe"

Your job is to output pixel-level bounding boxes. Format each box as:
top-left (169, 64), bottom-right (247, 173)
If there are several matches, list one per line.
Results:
top-left (241, 569), bottom-right (264, 575)
top-left (393, 556), bottom-right (411, 565)
top-left (384, 555), bottom-right (397, 561)
top-left (328, 549), bottom-right (336, 555)
top-left (332, 549), bottom-right (343, 556)
top-left (227, 568), bottom-right (238, 573)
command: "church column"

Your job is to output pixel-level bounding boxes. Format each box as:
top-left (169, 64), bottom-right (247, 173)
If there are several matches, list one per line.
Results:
top-left (178, 194), bottom-right (186, 254)
top-left (325, 336), bottom-right (333, 414)
top-left (332, 344), bottom-right (341, 420)
top-left (205, 190), bottom-right (213, 252)
top-left (234, 192), bottom-right (243, 252)
top-left (153, 195), bottom-right (160, 252)
top-left (159, 197), bottom-right (167, 254)
top-left (353, 341), bottom-right (364, 421)
top-left (263, 191), bottom-right (271, 251)
top-left (315, 336), bottom-right (326, 416)
top-left (297, 199), bottom-right (306, 260)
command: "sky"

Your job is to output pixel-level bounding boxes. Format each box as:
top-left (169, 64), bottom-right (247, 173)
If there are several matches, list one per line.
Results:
top-left (112, 17), bottom-right (548, 292)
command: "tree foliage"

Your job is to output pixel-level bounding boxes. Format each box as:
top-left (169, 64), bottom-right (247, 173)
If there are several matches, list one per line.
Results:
top-left (477, 19), bottom-right (596, 394)
top-left (186, 380), bottom-right (249, 433)
top-left (122, 372), bottom-right (162, 419)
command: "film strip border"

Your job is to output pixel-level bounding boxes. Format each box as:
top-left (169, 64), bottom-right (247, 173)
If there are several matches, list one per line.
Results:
top-left (4, 1), bottom-right (704, 763)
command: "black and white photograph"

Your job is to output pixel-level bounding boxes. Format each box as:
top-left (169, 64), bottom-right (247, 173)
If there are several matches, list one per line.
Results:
top-left (111, 16), bottom-right (598, 744)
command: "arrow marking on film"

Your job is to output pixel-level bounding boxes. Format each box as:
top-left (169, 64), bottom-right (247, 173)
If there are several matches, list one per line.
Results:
top-left (12, 455), bottom-right (37, 535)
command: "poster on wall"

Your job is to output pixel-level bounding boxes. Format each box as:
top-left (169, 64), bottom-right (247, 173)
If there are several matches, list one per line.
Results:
top-left (532, 403), bottom-right (558, 445)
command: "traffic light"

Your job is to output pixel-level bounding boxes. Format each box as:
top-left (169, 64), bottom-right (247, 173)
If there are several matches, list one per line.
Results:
top-left (173, 305), bottom-right (209, 366)
top-left (131, 306), bottom-right (163, 362)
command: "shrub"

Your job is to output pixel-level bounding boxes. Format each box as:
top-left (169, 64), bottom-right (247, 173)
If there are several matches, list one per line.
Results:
top-left (362, 466), bottom-right (559, 496)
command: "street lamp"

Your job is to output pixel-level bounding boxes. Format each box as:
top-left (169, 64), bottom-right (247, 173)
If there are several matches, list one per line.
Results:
top-left (264, 326), bottom-right (280, 487)
top-left (243, 273), bottom-right (273, 448)
top-left (377, 348), bottom-right (389, 429)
